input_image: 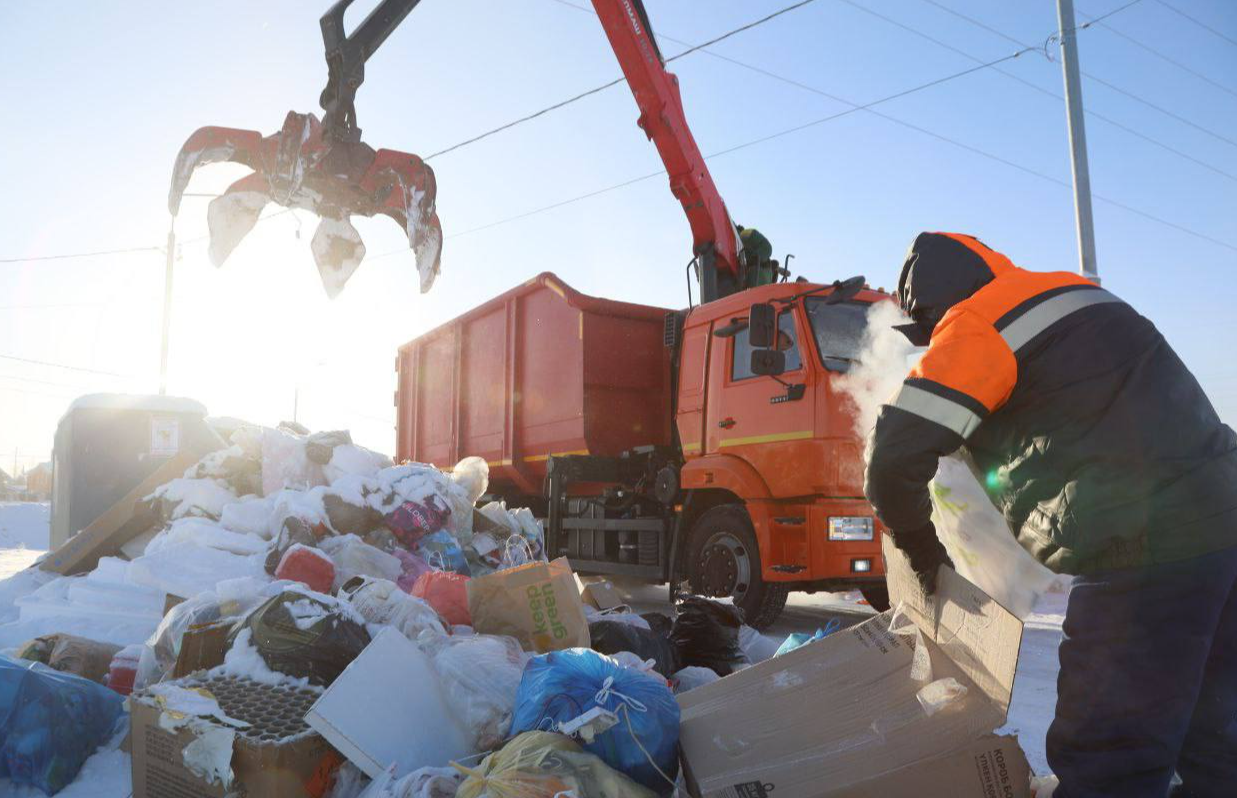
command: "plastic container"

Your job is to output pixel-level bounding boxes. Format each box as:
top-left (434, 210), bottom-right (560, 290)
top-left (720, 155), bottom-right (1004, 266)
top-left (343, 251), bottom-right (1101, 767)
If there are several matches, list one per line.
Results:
top-left (106, 644), bottom-right (144, 696)
top-left (275, 544), bottom-right (336, 593)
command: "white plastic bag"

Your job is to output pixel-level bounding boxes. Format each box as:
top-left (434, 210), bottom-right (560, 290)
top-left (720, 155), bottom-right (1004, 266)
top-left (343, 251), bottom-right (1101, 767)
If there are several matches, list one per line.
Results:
top-left (451, 457), bottom-right (489, 505)
top-left (344, 578), bottom-right (446, 640)
top-left (419, 632), bottom-right (530, 752)
top-left (672, 666), bottom-right (720, 694)
top-left (320, 534), bottom-right (403, 592)
top-left (930, 456), bottom-right (1058, 618)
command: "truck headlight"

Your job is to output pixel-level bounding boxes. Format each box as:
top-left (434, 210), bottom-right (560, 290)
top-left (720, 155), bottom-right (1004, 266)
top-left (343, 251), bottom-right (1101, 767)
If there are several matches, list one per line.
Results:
top-left (828, 516), bottom-right (874, 541)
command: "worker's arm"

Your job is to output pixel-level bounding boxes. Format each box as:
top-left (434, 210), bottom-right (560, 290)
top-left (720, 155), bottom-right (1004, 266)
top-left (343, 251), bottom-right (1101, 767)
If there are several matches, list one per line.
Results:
top-left (864, 307), bottom-right (1017, 590)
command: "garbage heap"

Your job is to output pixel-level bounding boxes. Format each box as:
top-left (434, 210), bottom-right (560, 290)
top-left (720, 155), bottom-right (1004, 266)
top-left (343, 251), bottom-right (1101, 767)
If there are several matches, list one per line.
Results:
top-left (0, 422), bottom-right (747, 798)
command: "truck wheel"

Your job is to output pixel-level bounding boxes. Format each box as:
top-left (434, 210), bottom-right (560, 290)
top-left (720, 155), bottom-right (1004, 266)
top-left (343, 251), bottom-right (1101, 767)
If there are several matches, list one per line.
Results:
top-left (685, 504), bottom-right (788, 630)
top-left (859, 583), bottom-right (891, 612)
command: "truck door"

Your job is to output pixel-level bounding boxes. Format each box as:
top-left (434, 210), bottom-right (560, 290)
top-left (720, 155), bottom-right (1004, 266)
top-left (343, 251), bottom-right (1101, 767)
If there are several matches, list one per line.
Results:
top-left (705, 307), bottom-right (819, 497)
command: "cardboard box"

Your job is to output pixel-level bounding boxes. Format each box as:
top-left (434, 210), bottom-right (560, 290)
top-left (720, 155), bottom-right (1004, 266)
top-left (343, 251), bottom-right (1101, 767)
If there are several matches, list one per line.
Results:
top-left (677, 537), bottom-right (1030, 798)
top-left (130, 675), bottom-right (341, 798)
top-left (172, 620), bottom-right (231, 678)
top-left (305, 628), bottom-right (472, 779)
top-left (41, 448), bottom-right (211, 575)
top-left (580, 579), bottom-right (625, 611)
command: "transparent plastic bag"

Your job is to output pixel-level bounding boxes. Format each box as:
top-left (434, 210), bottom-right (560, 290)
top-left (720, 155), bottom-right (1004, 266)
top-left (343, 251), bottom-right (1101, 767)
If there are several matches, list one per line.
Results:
top-left (321, 534), bottom-right (403, 591)
top-left (931, 456), bottom-right (1059, 618)
top-left (420, 632), bottom-right (530, 752)
top-left (342, 577), bottom-right (447, 639)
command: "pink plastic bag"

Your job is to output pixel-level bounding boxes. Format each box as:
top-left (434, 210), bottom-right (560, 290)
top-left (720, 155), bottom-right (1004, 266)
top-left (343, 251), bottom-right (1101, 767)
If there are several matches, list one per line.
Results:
top-left (412, 571), bottom-right (472, 626)
top-left (383, 496), bottom-right (451, 548)
top-left (393, 548), bottom-right (433, 593)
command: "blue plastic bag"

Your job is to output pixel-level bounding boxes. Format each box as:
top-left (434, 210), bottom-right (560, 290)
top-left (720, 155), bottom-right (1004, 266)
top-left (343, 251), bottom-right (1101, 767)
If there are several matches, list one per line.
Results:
top-left (415, 529), bottom-right (471, 576)
top-left (0, 655), bottom-right (125, 795)
top-left (510, 648), bottom-right (679, 795)
top-left (774, 617), bottom-right (843, 657)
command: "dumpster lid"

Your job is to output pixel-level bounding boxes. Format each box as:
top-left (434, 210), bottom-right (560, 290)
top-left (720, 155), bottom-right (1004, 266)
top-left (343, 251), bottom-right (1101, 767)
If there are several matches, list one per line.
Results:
top-left (62, 393), bottom-right (208, 421)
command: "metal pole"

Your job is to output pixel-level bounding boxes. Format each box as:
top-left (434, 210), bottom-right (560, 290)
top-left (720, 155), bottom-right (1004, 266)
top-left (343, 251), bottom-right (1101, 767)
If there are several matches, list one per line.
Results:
top-left (1056, 0), bottom-right (1099, 281)
top-left (159, 228), bottom-right (176, 395)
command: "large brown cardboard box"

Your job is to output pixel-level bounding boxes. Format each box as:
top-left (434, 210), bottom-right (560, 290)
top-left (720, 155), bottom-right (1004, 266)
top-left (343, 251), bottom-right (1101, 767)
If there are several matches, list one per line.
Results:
top-left (677, 537), bottom-right (1030, 798)
top-left (130, 676), bottom-right (341, 798)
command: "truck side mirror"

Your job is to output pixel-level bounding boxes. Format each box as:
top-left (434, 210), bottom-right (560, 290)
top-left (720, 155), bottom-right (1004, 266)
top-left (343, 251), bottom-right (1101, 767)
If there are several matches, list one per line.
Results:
top-left (748, 303), bottom-right (776, 348)
top-left (750, 349), bottom-right (786, 377)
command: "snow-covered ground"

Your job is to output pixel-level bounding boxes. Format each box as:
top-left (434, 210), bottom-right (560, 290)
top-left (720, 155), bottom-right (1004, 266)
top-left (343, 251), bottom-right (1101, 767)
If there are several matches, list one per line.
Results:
top-left (0, 501), bottom-right (1065, 794)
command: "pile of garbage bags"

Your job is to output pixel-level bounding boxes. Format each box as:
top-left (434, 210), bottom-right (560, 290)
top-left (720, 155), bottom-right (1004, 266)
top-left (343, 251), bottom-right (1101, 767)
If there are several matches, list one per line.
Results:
top-left (0, 420), bottom-right (756, 797)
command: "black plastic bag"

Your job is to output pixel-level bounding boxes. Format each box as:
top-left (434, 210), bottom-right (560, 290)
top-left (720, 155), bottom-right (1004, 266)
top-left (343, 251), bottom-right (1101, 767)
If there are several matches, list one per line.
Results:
top-left (588, 620), bottom-right (680, 677)
top-left (228, 590), bottom-right (371, 686)
top-left (263, 517), bottom-right (319, 575)
top-left (669, 596), bottom-right (750, 677)
top-left (306, 430), bottom-right (353, 465)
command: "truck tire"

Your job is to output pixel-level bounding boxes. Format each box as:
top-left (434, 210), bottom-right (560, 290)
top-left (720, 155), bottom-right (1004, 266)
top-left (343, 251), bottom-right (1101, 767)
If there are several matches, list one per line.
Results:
top-left (859, 583), bottom-right (891, 612)
top-left (685, 503), bottom-right (788, 630)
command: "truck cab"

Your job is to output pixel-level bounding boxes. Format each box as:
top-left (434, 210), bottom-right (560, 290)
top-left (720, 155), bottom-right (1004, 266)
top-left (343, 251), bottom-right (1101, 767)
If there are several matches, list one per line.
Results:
top-left (396, 273), bottom-right (892, 628)
top-left (668, 281), bottom-right (891, 624)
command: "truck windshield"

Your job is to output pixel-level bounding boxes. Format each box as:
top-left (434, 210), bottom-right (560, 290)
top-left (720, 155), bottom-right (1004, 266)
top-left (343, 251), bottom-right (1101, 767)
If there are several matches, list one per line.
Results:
top-left (804, 298), bottom-right (869, 370)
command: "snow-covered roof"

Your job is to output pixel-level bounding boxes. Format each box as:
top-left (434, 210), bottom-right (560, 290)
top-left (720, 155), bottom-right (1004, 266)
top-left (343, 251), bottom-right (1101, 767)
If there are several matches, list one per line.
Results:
top-left (63, 393), bottom-right (208, 419)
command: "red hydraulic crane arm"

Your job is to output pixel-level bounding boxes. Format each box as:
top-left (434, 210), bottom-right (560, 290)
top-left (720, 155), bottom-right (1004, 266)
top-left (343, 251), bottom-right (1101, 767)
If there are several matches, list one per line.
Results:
top-left (591, 0), bottom-right (742, 301)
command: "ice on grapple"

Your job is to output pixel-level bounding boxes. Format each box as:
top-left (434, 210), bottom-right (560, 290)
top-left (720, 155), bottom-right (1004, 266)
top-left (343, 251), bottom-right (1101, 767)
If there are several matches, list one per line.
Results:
top-left (169, 111), bottom-right (442, 298)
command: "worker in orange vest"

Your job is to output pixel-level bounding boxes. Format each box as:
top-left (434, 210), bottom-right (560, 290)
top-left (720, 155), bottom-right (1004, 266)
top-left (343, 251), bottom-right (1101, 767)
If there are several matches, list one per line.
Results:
top-left (865, 232), bottom-right (1237, 797)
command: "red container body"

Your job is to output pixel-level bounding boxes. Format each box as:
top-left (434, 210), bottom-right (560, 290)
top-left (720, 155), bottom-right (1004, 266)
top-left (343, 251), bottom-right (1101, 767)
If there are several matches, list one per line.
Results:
top-left (396, 273), bottom-right (672, 497)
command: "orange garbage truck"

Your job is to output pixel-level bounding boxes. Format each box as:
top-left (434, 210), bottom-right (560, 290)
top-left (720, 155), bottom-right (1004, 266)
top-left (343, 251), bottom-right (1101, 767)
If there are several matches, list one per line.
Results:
top-left (396, 273), bottom-right (891, 627)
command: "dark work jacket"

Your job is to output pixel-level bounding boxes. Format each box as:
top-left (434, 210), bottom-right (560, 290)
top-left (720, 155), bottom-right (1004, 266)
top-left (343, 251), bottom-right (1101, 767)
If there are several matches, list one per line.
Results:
top-left (865, 233), bottom-right (1237, 574)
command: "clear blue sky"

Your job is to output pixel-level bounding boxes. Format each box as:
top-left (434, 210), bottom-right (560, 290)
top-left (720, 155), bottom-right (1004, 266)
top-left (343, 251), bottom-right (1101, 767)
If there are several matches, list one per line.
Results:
top-left (1, 0), bottom-right (1234, 469)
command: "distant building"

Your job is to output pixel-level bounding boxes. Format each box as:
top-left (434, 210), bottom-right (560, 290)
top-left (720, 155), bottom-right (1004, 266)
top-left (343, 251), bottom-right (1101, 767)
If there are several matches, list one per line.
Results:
top-left (24, 462), bottom-right (52, 500)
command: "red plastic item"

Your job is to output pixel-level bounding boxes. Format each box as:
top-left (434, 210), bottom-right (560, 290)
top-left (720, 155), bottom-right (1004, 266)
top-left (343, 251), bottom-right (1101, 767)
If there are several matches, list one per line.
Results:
top-left (106, 644), bottom-right (143, 696)
top-left (275, 544), bottom-right (336, 594)
top-left (412, 571), bottom-right (471, 627)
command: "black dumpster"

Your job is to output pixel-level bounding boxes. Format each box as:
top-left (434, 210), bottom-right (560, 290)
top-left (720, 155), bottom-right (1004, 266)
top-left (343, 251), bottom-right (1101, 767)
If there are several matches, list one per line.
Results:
top-left (50, 395), bottom-right (220, 549)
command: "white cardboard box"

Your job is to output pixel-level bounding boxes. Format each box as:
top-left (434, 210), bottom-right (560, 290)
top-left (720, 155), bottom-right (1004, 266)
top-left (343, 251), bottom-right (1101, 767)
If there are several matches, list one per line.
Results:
top-left (678, 537), bottom-right (1030, 798)
top-left (305, 628), bottom-right (472, 779)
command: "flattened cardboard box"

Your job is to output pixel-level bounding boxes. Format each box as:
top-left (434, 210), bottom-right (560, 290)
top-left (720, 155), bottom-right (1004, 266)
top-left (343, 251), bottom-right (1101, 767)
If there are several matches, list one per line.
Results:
top-left (41, 446), bottom-right (215, 575)
top-left (130, 685), bottom-right (340, 798)
top-left (678, 537), bottom-right (1030, 798)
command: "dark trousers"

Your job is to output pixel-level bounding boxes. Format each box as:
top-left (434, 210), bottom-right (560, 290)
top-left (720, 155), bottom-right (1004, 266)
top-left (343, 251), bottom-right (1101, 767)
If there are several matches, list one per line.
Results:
top-left (1048, 545), bottom-right (1237, 797)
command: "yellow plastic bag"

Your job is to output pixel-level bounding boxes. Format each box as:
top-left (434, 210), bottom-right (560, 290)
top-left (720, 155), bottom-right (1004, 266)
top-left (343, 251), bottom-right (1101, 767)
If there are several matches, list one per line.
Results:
top-left (455, 731), bottom-right (658, 798)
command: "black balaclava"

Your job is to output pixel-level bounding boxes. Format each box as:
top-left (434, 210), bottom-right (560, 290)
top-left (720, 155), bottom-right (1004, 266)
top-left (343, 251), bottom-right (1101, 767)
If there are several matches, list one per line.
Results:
top-left (894, 232), bottom-right (1001, 346)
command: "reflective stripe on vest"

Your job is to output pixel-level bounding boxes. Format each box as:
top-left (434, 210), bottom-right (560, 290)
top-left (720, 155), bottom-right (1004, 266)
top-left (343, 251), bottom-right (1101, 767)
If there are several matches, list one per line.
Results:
top-left (890, 383), bottom-right (983, 439)
top-left (1000, 287), bottom-right (1122, 353)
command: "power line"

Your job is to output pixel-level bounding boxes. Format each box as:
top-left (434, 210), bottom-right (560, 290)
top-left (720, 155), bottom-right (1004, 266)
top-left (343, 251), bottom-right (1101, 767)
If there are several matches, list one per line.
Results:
top-left (0, 354), bottom-right (132, 378)
top-left (1079, 5), bottom-right (1237, 99)
top-left (919, 0), bottom-right (1237, 149)
top-left (0, 245), bottom-right (162, 265)
top-left (0, 302), bottom-right (105, 311)
top-left (399, 3), bottom-right (1235, 255)
top-left (426, 0), bottom-right (823, 160)
top-left (0, 373), bottom-right (96, 391)
top-left (1155, 0), bottom-right (1237, 49)
top-left (837, 0), bottom-right (1237, 183)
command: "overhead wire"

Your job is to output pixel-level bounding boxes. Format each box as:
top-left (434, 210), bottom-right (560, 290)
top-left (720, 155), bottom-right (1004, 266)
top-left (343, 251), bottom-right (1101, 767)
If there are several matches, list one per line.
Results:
top-left (0, 353), bottom-right (131, 378)
top-left (1155, 0), bottom-right (1237, 49)
top-left (834, 0), bottom-right (1237, 183)
top-left (918, 0), bottom-right (1237, 149)
top-left (415, 0), bottom-right (1232, 254)
top-left (0, 245), bottom-right (162, 265)
top-left (425, 0), bottom-right (824, 160)
top-left (1078, 5), bottom-right (1237, 99)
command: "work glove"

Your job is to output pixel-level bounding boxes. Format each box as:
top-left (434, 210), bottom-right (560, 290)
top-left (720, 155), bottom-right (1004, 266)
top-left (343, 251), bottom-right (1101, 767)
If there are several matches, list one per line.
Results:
top-left (889, 522), bottom-right (954, 595)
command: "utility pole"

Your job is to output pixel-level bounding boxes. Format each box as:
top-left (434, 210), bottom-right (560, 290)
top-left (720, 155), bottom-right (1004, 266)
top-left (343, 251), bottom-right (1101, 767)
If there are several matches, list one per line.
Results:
top-left (159, 228), bottom-right (176, 395)
top-left (1056, 0), bottom-right (1099, 281)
